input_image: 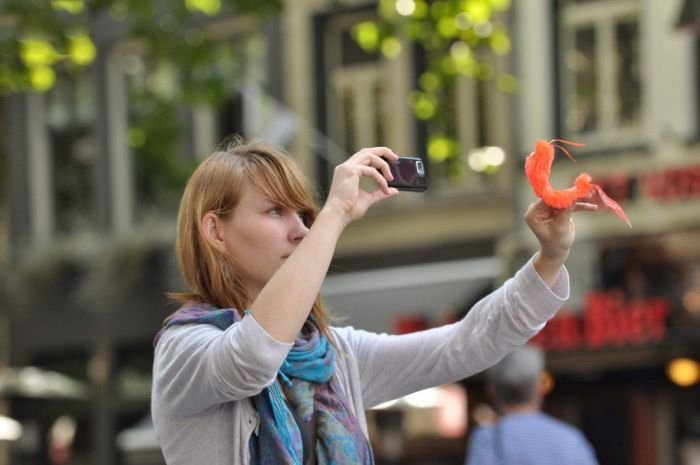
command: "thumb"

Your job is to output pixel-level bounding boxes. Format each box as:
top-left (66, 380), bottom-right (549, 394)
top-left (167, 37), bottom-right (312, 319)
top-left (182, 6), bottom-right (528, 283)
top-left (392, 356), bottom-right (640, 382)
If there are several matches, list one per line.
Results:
top-left (368, 187), bottom-right (399, 207)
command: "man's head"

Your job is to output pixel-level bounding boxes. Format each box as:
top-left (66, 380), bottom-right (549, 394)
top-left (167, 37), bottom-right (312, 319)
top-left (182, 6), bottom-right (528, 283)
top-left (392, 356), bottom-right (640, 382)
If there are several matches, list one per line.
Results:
top-left (486, 344), bottom-right (545, 410)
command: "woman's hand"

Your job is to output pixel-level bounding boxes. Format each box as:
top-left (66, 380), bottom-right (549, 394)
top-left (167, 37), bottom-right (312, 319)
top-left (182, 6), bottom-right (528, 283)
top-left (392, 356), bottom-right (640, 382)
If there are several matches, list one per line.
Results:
top-left (322, 147), bottom-right (400, 226)
top-left (524, 200), bottom-right (597, 286)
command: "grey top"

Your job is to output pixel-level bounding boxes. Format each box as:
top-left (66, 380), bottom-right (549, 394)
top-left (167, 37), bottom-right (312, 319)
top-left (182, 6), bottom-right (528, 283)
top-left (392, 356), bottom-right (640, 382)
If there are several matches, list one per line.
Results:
top-left (151, 257), bottom-right (569, 465)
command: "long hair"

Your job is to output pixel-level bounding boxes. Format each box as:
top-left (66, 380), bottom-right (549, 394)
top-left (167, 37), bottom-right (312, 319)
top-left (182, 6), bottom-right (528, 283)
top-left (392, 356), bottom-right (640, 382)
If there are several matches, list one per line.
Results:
top-left (168, 138), bottom-right (334, 338)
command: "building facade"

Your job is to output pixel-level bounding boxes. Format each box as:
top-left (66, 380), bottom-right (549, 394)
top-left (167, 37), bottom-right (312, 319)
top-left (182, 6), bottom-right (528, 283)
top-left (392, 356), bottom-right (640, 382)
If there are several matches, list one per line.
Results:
top-left (507, 1), bottom-right (700, 465)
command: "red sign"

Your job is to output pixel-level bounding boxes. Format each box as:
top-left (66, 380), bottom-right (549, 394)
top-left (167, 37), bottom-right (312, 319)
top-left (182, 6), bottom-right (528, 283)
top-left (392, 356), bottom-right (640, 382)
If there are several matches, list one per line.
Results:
top-left (531, 290), bottom-right (672, 351)
top-left (596, 164), bottom-right (700, 203)
top-left (393, 311), bottom-right (460, 334)
top-left (393, 314), bottom-right (430, 334)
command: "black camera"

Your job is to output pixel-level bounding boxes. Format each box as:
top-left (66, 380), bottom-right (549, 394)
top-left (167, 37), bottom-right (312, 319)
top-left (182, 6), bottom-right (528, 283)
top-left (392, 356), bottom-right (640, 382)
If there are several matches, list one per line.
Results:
top-left (386, 156), bottom-right (427, 192)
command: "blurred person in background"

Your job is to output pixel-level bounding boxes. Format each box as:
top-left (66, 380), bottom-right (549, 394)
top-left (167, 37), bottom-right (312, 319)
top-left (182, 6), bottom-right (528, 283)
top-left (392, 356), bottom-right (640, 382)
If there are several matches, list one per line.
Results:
top-left (151, 138), bottom-right (599, 465)
top-left (465, 344), bottom-right (599, 465)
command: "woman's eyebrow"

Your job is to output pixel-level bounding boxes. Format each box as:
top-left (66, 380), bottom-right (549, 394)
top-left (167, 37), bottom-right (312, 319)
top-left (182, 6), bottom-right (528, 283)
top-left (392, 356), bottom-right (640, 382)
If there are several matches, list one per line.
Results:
top-left (259, 197), bottom-right (284, 208)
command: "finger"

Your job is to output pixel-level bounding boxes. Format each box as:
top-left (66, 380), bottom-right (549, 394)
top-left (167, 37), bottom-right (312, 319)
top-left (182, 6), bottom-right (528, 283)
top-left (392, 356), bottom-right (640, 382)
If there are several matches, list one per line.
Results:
top-left (348, 149), bottom-right (395, 181)
top-left (524, 199), bottom-right (547, 219)
top-left (573, 202), bottom-right (598, 212)
top-left (364, 146), bottom-right (399, 162)
top-left (365, 153), bottom-right (394, 181)
top-left (367, 186), bottom-right (400, 206)
top-left (358, 165), bottom-right (392, 194)
top-left (350, 147), bottom-right (399, 164)
top-left (553, 205), bottom-right (575, 224)
top-left (528, 199), bottom-right (559, 217)
top-left (531, 204), bottom-right (572, 226)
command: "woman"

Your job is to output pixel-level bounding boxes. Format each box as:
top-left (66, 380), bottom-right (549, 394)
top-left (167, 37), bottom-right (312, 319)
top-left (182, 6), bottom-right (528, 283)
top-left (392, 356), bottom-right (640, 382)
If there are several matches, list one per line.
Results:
top-left (152, 139), bottom-right (595, 465)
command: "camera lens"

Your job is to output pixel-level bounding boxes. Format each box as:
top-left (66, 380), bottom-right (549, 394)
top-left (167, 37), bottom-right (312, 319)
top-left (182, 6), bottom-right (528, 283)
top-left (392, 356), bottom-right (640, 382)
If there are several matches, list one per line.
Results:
top-left (416, 160), bottom-right (425, 175)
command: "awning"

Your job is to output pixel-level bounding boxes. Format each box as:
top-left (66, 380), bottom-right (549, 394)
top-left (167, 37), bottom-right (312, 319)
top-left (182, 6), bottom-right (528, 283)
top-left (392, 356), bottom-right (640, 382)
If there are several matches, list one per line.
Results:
top-left (321, 256), bottom-right (501, 333)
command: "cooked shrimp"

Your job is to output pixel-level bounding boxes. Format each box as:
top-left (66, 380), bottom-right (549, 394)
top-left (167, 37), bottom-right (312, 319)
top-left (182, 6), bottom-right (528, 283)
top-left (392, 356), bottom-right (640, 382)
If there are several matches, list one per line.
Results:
top-left (525, 139), bottom-right (631, 227)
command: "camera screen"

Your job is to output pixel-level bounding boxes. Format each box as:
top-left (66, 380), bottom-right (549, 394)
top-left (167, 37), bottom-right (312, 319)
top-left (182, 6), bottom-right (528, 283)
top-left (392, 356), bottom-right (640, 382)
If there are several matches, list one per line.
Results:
top-left (390, 157), bottom-right (427, 191)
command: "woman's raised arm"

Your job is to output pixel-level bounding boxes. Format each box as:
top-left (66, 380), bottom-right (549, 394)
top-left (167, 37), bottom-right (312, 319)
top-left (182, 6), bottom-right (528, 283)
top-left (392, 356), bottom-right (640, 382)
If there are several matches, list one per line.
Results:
top-left (249, 147), bottom-right (400, 343)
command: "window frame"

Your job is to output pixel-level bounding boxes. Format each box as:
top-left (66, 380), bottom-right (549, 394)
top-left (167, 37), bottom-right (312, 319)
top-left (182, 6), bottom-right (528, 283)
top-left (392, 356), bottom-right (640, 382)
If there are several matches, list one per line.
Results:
top-left (557, 0), bottom-right (644, 148)
top-left (314, 6), bottom-right (511, 197)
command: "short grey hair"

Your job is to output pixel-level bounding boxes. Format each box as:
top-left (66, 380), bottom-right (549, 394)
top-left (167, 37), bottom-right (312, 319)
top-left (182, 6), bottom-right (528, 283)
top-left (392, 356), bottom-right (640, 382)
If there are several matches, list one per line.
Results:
top-left (486, 344), bottom-right (545, 405)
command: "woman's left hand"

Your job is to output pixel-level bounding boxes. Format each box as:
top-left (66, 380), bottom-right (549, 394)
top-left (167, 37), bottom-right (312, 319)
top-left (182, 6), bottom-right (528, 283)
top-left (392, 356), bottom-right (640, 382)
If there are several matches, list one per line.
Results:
top-left (524, 200), bottom-right (597, 285)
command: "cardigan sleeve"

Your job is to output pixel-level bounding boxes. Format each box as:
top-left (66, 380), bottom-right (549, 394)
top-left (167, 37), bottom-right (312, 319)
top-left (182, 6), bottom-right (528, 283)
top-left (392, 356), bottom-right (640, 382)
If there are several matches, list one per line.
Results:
top-left (152, 313), bottom-right (292, 418)
top-left (333, 256), bottom-right (569, 409)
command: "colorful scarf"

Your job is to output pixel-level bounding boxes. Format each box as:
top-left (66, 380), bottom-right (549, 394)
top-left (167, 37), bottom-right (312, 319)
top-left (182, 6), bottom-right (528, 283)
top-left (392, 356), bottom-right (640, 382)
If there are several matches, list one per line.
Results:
top-left (154, 302), bottom-right (374, 465)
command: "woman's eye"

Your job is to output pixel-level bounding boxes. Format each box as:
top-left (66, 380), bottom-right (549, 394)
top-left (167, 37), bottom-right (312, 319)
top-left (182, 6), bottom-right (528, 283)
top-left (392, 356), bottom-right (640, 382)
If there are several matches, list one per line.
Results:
top-left (298, 211), bottom-right (309, 223)
top-left (269, 207), bottom-right (283, 215)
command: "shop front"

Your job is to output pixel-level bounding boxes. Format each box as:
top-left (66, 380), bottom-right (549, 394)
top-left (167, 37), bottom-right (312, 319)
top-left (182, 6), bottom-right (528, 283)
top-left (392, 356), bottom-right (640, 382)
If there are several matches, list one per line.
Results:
top-left (528, 226), bottom-right (700, 465)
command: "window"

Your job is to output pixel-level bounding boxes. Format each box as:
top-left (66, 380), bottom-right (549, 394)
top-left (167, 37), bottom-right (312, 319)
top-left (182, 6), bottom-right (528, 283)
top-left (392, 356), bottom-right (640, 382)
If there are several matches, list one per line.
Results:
top-left (46, 73), bottom-right (97, 235)
top-left (324, 10), bottom-right (385, 156)
top-left (122, 57), bottom-right (185, 219)
top-left (216, 92), bottom-right (244, 141)
top-left (118, 25), bottom-right (263, 222)
top-left (558, 0), bottom-right (642, 146)
top-left (330, 65), bottom-right (387, 154)
top-left (315, 7), bottom-right (409, 190)
top-left (317, 7), bottom-right (507, 193)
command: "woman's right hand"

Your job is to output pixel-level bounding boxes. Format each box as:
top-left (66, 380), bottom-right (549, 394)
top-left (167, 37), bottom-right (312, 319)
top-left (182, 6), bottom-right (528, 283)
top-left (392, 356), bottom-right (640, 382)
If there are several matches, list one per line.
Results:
top-left (322, 147), bottom-right (401, 226)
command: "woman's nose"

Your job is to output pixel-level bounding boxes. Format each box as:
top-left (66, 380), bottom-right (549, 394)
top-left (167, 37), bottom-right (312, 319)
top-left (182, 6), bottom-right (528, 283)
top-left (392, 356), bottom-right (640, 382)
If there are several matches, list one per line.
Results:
top-left (290, 215), bottom-right (309, 242)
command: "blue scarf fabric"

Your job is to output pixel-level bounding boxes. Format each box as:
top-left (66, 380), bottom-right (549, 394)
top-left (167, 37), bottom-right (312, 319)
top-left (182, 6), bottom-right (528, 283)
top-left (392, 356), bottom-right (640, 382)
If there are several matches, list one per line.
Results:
top-left (154, 302), bottom-right (374, 465)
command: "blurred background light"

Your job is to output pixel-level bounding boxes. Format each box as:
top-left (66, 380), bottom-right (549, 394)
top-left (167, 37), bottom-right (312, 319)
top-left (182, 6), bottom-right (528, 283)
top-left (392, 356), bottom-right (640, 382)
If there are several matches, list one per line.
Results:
top-left (381, 37), bottom-right (402, 57)
top-left (0, 415), bottom-right (22, 441)
top-left (0, 366), bottom-right (89, 399)
top-left (29, 66), bottom-right (56, 92)
top-left (48, 415), bottom-right (77, 449)
top-left (396, 0), bottom-right (416, 16)
top-left (467, 145), bottom-right (505, 172)
top-left (463, 0), bottom-right (491, 23)
top-left (68, 33), bottom-right (96, 66)
top-left (370, 384), bottom-right (468, 437)
top-left (352, 21), bottom-right (380, 51)
top-left (411, 91), bottom-right (438, 121)
top-left (185, 0), bottom-right (221, 16)
top-left (427, 135), bottom-right (456, 162)
top-left (455, 12), bottom-right (472, 30)
top-left (403, 387), bottom-right (440, 409)
top-left (20, 39), bottom-right (58, 67)
top-left (666, 358), bottom-right (700, 387)
top-left (51, 0), bottom-right (84, 14)
top-left (474, 21), bottom-right (493, 38)
top-left (372, 399), bottom-right (399, 410)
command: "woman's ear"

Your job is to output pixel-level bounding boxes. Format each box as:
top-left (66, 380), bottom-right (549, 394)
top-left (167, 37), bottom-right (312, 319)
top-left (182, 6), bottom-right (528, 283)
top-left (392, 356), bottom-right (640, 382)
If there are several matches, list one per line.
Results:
top-left (201, 212), bottom-right (227, 253)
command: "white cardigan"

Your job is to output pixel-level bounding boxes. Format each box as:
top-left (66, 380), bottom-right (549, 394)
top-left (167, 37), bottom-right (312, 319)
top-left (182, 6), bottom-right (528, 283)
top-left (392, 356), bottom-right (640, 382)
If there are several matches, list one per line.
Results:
top-left (151, 257), bottom-right (569, 465)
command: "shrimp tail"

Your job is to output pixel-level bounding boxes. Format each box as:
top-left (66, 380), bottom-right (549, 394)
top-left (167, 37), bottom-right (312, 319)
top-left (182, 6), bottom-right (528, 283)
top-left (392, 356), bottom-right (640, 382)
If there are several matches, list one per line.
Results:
top-left (589, 184), bottom-right (633, 228)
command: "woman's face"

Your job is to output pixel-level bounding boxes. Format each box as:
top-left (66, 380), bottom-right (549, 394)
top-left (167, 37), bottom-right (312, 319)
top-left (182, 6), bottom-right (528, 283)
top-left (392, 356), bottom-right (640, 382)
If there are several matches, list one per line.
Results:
top-left (216, 182), bottom-right (310, 299)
